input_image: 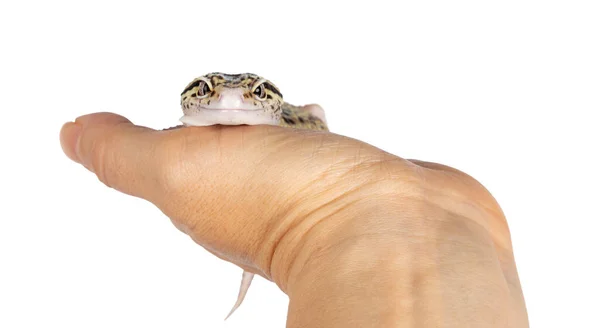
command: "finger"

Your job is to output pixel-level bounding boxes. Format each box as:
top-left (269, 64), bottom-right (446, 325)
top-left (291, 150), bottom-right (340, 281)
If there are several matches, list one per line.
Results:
top-left (60, 112), bottom-right (164, 200)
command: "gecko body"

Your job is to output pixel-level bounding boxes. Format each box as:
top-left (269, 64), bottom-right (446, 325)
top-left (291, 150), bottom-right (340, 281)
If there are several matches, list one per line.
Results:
top-left (179, 73), bottom-right (328, 319)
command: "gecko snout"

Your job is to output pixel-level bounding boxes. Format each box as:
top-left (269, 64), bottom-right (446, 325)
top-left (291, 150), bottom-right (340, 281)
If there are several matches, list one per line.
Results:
top-left (215, 88), bottom-right (248, 109)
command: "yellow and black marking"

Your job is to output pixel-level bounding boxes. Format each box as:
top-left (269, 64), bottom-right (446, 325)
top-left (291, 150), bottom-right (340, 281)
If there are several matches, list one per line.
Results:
top-left (280, 104), bottom-right (328, 131)
top-left (180, 72), bottom-right (327, 131)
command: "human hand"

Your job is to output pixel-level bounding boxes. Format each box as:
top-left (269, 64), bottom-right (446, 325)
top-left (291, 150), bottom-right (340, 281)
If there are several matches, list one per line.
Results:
top-left (60, 112), bottom-right (528, 327)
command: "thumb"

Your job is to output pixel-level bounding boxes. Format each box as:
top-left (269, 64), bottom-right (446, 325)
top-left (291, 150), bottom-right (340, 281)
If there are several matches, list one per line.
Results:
top-left (60, 112), bottom-right (167, 202)
top-left (58, 112), bottom-right (304, 279)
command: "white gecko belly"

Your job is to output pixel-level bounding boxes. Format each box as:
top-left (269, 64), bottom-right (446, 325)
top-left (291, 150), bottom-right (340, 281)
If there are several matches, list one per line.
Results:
top-left (180, 109), bottom-right (279, 127)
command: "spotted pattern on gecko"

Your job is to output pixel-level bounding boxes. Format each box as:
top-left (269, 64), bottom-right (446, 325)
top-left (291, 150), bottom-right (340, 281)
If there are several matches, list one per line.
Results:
top-left (180, 72), bottom-right (328, 131)
top-left (178, 73), bottom-right (329, 319)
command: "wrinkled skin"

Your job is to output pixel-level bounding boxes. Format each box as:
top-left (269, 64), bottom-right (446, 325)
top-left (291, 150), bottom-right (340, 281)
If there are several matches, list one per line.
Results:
top-left (60, 112), bottom-right (528, 327)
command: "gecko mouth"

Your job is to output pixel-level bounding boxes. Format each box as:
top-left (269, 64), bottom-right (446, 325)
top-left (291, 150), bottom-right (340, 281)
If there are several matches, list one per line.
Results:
top-left (180, 108), bottom-right (278, 127)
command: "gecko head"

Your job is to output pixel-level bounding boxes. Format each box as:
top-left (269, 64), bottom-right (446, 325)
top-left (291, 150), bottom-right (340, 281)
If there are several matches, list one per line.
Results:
top-left (179, 73), bottom-right (284, 126)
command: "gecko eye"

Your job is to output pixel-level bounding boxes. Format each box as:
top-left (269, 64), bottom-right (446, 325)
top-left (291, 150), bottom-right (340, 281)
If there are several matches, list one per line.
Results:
top-left (253, 84), bottom-right (266, 100)
top-left (196, 81), bottom-right (211, 98)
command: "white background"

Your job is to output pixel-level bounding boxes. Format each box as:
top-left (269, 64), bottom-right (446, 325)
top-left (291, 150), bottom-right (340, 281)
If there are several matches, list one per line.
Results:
top-left (1, 1), bottom-right (598, 327)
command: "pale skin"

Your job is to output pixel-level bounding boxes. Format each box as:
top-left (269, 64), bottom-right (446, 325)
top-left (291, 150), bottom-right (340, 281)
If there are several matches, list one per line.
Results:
top-left (59, 112), bottom-right (529, 327)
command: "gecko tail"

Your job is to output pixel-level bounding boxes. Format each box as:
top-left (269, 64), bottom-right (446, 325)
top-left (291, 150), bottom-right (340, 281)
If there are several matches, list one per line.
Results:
top-left (224, 271), bottom-right (255, 320)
